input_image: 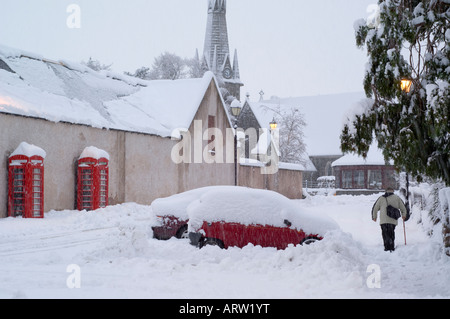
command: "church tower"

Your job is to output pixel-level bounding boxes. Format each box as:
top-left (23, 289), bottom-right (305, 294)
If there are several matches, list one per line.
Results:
top-left (202, 0), bottom-right (243, 101)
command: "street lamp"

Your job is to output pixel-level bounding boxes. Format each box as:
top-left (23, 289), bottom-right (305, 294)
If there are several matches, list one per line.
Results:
top-left (230, 100), bottom-right (242, 186)
top-left (269, 118), bottom-right (278, 131)
top-left (399, 78), bottom-right (413, 245)
top-left (230, 100), bottom-right (242, 118)
top-left (400, 79), bottom-right (413, 93)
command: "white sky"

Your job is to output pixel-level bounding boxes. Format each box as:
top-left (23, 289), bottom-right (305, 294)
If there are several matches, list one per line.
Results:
top-left (0, 0), bottom-right (375, 99)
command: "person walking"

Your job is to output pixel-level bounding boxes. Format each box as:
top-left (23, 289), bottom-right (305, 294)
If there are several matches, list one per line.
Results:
top-left (372, 187), bottom-right (408, 252)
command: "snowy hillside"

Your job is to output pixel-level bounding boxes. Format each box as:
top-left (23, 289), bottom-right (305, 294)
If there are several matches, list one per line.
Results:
top-left (0, 193), bottom-right (448, 299)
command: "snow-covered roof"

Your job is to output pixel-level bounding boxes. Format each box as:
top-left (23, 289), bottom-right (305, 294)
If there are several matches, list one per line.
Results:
top-left (0, 44), bottom-right (221, 138)
top-left (331, 143), bottom-right (393, 167)
top-left (239, 157), bottom-right (317, 172)
top-left (248, 92), bottom-right (367, 156)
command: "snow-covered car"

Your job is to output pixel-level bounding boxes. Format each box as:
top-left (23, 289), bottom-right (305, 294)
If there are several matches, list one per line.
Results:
top-left (187, 186), bottom-right (338, 249)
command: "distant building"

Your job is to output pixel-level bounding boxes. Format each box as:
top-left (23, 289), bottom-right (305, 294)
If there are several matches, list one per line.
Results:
top-left (237, 93), bottom-right (399, 194)
top-left (332, 144), bottom-right (398, 195)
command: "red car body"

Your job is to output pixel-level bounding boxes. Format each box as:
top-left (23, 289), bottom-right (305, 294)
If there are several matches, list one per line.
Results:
top-left (152, 216), bottom-right (188, 240)
top-left (189, 220), bottom-right (322, 250)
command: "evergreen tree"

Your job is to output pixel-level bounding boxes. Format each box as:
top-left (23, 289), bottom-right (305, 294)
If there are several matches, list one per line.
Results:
top-left (342, 0), bottom-right (449, 185)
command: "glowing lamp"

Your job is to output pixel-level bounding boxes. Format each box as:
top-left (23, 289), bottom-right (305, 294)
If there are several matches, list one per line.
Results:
top-left (230, 100), bottom-right (242, 117)
top-left (270, 118), bottom-right (278, 130)
top-left (400, 79), bottom-right (412, 93)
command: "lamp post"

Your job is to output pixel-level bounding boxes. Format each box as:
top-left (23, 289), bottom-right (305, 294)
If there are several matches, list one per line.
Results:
top-left (400, 78), bottom-right (412, 245)
top-left (230, 101), bottom-right (242, 186)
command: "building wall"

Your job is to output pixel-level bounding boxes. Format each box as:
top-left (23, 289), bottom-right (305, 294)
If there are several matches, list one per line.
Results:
top-left (238, 165), bottom-right (303, 199)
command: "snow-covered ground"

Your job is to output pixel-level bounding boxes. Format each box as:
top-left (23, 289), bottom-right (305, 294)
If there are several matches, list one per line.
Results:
top-left (0, 193), bottom-right (448, 299)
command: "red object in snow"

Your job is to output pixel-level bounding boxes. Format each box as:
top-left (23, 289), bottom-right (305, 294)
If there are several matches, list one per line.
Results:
top-left (8, 154), bottom-right (45, 218)
top-left (152, 215), bottom-right (189, 240)
top-left (77, 156), bottom-right (109, 211)
top-left (190, 221), bottom-right (321, 250)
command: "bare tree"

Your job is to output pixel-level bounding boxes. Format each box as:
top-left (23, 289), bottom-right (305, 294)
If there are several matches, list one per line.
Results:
top-left (185, 56), bottom-right (206, 79)
top-left (148, 52), bottom-right (188, 80)
top-left (126, 52), bottom-right (208, 81)
top-left (263, 105), bottom-right (307, 165)
top-left (82, 57), bottom-right (112, 72)
top-left (124, 67), bottom-right (151, 80)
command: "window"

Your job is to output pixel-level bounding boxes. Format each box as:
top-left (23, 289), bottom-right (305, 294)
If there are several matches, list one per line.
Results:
top-left (80, 168), bottom-right (93, 210)
top-left (368, 169), bottom-right (382, 189)
top-left (342, 170), bottom-right (352, 189)
top-left (31, 168), bottom-right (43, 217)
top-left (354, 170), bottom-right (365, 189)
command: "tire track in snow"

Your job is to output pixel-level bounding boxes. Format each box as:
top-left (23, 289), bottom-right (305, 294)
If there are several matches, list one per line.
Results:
top-left (0, 227), bottom-right (117, 257)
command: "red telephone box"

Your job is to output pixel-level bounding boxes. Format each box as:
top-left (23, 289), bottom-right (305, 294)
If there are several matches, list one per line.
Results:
top-left (77, 147), bottom-right (109, 211)
top-left (8, 142), bottom-right (46, 218)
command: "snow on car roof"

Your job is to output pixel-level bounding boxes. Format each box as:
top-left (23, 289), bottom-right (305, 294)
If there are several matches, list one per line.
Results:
top-left (150, 186), bottom-right (221, 221)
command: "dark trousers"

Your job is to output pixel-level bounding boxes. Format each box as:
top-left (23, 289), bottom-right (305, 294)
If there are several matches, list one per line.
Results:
top-left (381, 224), bottom-right (396, 251)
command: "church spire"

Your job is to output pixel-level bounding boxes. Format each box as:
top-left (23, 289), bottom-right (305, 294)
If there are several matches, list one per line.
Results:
top-left (203, 0), bottom-right (243, 100)
top-left (208, 0), bottom-right (226, 13)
